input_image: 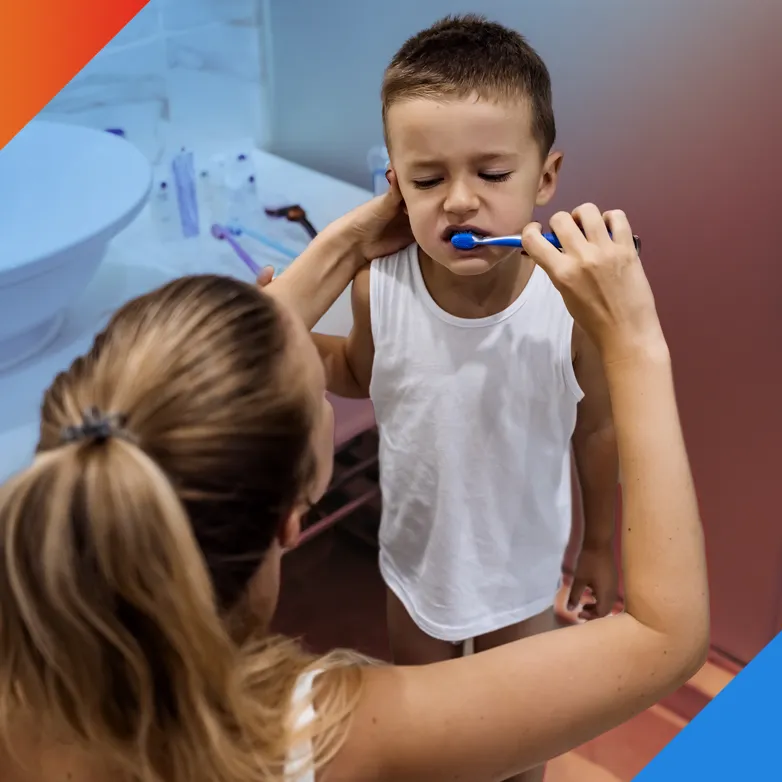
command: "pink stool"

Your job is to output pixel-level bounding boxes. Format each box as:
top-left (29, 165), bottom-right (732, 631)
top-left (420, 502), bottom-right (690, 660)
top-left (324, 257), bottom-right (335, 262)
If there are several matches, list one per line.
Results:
top-left (293, 394), bottom-right (380, 547)
top-left (329, 393), bottom-right (377, 448)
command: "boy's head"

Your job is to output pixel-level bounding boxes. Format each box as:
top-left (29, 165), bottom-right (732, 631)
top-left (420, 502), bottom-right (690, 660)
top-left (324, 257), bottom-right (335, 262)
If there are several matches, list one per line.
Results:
top-left (382, 15), bottom-right (562, 276)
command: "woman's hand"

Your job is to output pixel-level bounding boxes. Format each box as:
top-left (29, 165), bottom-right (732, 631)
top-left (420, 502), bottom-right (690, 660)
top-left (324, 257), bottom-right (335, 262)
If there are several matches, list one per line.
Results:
top-left (259, 175), bottom-right (411, 329)
top-left (256, 265), bottom-right (274, 288)
top-left (327, 171), bottom-right (413, 262)
top-left (521, 204), bottom-right (664, 365)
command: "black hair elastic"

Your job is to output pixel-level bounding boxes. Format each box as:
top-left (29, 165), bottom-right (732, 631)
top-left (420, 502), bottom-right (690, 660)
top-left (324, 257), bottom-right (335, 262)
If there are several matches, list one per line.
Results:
top-left (60, 406), bottom-right (131, 445)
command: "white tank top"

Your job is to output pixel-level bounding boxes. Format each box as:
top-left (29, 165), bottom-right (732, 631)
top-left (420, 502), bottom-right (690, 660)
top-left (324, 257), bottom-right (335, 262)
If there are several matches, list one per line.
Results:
top-left (369, 244), bottom-right (583, 641)
top-left (285, 670), bottom-right (319, 782)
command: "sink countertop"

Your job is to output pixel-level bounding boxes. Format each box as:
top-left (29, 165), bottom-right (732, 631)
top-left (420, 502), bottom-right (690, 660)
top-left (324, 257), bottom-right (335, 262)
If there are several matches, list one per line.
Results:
top-left (112, 148), bottom-right (373, 337)
top-left (0, 150), bottom-right (372, 483)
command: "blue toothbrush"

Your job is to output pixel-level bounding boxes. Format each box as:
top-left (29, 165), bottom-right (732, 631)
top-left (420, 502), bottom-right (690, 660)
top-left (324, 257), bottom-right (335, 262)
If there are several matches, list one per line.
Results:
top-left (451, 231), bottom-right (641, 255)
top-left (227, 222), bottom-right (299, 260)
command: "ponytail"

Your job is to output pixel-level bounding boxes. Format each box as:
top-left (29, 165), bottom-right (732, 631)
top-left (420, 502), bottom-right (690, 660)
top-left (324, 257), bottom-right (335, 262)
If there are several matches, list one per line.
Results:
top-left (0, 435), bottom-right (310, 781)
top-left (0, 275), bottom-right (364, 780)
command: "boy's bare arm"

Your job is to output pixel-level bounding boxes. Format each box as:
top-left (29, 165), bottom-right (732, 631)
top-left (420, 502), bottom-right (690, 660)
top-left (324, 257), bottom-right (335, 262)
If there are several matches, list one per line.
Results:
top-left (570, 324), bottom-right (620, 617)
top-left (312, 265), bottom-right (375, 399)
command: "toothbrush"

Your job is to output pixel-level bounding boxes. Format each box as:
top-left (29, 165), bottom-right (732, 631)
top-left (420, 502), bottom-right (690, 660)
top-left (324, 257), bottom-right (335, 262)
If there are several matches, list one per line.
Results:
top-left (211, 224), bottom-right (261, 276)
top-left (451, 231), bottom-right (642, 255)
top-left (264, 204), bottom-right (318, 239)
top-left (227, 222), bottom-right (299, 260)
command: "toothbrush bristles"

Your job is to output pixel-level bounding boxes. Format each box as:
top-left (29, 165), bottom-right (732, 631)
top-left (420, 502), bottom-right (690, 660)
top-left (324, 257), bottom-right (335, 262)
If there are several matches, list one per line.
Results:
top-left (451, 232), bottom-right (479, 250)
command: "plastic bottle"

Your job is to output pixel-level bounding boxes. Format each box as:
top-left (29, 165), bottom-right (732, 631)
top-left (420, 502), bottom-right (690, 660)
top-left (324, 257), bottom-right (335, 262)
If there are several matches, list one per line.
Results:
top-left (367, 145), bottom-right (390, 195)
top-left (149, 180), bottom-right (180, 242)
top-left (224, 153), bottom-right (259, 226)
top-left (171, 147), bottom-right (200, 238)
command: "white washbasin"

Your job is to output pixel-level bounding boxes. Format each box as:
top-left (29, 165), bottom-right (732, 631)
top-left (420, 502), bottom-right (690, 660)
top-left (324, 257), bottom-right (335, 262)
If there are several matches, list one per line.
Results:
top-left (0, 120), bottom-right (152, 370)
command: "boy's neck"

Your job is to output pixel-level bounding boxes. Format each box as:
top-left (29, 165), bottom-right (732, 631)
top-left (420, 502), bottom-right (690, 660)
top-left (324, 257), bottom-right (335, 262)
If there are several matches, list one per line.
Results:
top-left (417, 246), bottom-right (536, 320)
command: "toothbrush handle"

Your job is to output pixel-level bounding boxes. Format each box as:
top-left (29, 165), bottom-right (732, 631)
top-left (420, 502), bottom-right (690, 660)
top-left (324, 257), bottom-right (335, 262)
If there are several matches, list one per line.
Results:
top-left (482, 236), bottom-right (524, 247)
top-left (480, 232), bottom-right (642, 256)
top-left (234, 225), bottom-right (299, 260)
top-left (540, 232), bottom-right (642, 255)
top-left (224, 234), bottom-right (261, 276)
top-left (480, 233), bottom-right (598, 249)
top-left (541, 232), bottom-right (563, 249)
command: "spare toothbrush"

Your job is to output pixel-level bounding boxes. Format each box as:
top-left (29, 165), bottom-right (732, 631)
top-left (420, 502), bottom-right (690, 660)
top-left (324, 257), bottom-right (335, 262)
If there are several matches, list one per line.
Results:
top-left (451, 231), bottom-right (642, 256)
top-left (211, 224), bottom-right (261, 276)
top-left (264, 204), bottom-right (318, 239)
top-left (228, 222), bottom-right (299, 260)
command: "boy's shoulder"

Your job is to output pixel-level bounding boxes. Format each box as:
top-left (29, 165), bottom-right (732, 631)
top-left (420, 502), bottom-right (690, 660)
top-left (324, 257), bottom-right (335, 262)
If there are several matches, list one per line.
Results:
top-left (370, 242), bottom-right (417, 267)
top-left (355, 243), bottom-right (419, 318)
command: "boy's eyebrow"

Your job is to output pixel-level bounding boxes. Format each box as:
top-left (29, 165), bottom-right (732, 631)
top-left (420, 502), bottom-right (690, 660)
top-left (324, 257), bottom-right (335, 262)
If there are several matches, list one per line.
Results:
top-left (473, 151), bottom-right (517, 163)
top-left (406, 151), bottom-right (518, 169)
top-left (405, 157), bottom-right (444, 169)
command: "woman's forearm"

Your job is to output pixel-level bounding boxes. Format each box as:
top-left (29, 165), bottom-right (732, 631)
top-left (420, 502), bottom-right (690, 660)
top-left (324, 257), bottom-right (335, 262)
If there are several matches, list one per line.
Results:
top-left (266, 219), bottom-right (364, 330)
top-left (607, 338), bottom-right (708, 660)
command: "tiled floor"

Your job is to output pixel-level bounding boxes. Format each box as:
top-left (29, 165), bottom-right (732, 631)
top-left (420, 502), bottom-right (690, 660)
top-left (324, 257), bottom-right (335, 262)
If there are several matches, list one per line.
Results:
top-left (273, 429), bottom-right (734, 781)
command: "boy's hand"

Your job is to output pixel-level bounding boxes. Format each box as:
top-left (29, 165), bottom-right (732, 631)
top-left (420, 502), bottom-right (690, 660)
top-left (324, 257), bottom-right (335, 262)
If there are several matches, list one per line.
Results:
top-left (567, 542), bottom-right (619, 620)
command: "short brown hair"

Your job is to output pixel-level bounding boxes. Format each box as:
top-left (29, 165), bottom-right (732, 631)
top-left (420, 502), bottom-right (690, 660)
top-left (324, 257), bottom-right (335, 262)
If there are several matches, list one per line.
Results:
top-left (382, 14), bottom-right (556, 153)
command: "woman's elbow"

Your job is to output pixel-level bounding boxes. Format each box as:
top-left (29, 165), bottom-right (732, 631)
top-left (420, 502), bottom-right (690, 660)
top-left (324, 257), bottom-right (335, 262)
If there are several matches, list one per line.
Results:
top-left (663, 613), bottom-right (711, 691)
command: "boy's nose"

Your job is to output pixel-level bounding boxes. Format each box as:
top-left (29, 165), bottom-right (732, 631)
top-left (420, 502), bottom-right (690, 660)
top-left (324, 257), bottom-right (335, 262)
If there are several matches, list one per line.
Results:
top-left (443, 180), bottom-right (479, 216)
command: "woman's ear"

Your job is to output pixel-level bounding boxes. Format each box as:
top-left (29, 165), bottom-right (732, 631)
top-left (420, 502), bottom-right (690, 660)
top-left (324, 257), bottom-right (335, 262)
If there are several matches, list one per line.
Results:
top-left (278, 511), bottom-right (302, 551)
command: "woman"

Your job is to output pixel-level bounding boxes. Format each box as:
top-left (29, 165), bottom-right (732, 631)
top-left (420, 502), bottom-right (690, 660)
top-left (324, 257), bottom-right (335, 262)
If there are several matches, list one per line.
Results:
top-left (0, 185), bottom-right (708, 782)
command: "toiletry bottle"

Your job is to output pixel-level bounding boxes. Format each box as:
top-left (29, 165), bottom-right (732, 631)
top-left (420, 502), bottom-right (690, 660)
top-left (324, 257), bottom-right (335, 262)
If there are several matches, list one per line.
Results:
top-left (171, 147), bottom-right (200, 238)
top-left (225, 154), bottom-right (260, 226)
top-left (367, 145), bottom-right (390, 196)
top-left (198, 168), bottom-right (214, 225)
top-left (206, 154), bottom-right (230, 225)
top-left (229, 152), bottom-right (253, 188)
top-left (149, 180), bottom-right (180, 242)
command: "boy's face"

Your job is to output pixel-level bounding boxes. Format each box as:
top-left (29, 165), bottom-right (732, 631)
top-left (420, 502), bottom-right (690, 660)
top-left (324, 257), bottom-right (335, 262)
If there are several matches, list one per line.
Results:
top-left (386, 95), bottom-right (562, 276)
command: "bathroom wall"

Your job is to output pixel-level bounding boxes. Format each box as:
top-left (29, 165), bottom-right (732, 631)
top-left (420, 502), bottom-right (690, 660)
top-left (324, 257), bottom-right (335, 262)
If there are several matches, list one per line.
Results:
top-left (266, 0), bottom-right (782, 665)
top-left (39, 0), bottom-right (269, 165)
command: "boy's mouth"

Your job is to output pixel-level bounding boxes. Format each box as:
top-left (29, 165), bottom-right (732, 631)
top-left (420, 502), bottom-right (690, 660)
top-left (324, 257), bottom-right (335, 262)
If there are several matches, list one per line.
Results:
top-left (441, 224), bottom-right (490, 243)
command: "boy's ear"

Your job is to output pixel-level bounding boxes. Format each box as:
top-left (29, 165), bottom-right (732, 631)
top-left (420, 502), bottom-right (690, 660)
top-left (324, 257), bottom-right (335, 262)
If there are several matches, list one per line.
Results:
top-left (536, 151), bottom-right (564, 207)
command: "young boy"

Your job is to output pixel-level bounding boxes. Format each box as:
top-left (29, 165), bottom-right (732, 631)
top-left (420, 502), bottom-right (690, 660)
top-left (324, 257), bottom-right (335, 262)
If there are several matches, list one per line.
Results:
top-left (315, 16), bottom-right (618, 780)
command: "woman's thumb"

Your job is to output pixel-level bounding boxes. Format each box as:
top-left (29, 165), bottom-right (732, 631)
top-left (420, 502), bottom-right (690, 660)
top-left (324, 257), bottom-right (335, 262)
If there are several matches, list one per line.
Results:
top-left (521, 222), bottom-right (563, 279)
top-left (256, 266), bottom-right (275, 288)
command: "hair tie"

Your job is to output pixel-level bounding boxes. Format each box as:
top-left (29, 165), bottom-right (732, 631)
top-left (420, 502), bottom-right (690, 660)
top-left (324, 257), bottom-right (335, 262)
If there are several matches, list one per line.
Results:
top-left (60, 406), bottom-right (131, 446)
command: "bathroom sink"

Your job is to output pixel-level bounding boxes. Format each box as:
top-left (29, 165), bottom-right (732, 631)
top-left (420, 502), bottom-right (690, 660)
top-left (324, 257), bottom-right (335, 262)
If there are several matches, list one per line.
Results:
top-left (0, 120), bottom-right (152, 370)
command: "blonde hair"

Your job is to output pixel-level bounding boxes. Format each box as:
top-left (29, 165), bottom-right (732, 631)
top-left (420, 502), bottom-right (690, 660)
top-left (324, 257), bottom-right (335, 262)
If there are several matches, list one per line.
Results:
top-left (0, 275), bottom-right (361, 781)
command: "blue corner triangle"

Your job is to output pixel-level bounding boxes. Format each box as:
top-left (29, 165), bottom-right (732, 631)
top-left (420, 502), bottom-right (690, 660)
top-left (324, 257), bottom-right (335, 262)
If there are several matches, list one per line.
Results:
top-left (633, 632), bottom-right (782, 780)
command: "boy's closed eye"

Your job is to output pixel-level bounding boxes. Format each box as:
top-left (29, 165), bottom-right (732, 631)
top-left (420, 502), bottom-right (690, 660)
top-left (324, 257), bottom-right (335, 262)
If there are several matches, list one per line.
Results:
top-left (412, 171), bottom-right (514, 189)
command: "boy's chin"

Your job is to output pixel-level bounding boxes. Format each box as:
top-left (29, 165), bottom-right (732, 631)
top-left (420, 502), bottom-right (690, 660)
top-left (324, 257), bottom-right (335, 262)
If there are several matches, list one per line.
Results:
top-left (424, 245), bottom-right (509, 276)
top-left (439, 255), bottom-right (500, 276)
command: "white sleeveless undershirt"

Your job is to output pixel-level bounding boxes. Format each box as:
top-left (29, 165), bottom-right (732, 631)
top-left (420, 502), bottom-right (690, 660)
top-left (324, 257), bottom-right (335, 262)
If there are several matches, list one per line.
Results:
top-left (285, 670), bottom-right (319, 782)
top-left (369, 244), bottom-right (583, 642)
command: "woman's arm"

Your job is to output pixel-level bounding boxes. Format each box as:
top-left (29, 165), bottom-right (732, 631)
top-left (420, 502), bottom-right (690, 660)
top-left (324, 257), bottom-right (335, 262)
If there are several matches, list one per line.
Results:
top-left (265, 179), bottom-right (413, 331)
top-left (264, 224), bottom-right (366, 331)
top-left (326, 205), bottom-right (708, 782)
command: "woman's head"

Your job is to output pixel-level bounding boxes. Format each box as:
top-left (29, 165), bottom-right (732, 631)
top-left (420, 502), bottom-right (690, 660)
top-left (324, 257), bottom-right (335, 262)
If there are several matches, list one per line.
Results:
top-left (0, 275), bottom-right (342, 780)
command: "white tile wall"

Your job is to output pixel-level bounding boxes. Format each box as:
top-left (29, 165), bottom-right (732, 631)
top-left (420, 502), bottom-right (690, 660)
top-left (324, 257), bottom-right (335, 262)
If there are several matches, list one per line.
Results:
top-left (159, 0), bottom-right (257, 32)
top-left (166, 23), bottom-right (266, 150)
top-left (39, 0), bottom-right (268, 164)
